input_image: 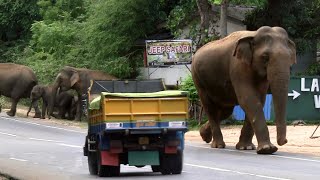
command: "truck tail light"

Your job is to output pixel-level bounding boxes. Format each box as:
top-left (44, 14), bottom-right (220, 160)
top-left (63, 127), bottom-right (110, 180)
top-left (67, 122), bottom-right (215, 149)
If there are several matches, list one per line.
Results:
top-left (165, 145), bottom-right (177, 154)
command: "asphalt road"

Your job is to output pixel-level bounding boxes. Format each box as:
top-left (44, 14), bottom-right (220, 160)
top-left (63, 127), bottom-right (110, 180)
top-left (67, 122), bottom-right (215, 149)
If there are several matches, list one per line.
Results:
top-left (1, 114), bottom-right (320, 180)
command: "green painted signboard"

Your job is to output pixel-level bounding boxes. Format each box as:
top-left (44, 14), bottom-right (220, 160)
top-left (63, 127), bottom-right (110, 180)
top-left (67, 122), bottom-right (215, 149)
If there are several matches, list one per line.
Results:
top-left (271, 76), bottom-right (320, 120)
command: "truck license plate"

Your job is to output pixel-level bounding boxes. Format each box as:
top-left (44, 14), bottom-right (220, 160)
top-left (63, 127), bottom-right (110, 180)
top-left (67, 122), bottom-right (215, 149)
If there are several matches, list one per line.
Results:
top-left (136, 120), bottom-right (156, 127)
top-left (139, 137), bottom-right (149, 145)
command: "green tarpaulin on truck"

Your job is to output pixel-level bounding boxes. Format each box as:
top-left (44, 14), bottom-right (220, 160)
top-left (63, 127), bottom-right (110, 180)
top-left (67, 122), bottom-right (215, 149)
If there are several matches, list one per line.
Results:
top-left (89, 90), bottom-right (188, 110)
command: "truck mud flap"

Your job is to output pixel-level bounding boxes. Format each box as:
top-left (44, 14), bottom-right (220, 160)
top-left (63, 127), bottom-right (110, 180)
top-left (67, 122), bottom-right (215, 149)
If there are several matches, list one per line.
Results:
top-left (128, 151), bottom-right (160, 166)
top-left (101, 151), bottom-right (119, 166)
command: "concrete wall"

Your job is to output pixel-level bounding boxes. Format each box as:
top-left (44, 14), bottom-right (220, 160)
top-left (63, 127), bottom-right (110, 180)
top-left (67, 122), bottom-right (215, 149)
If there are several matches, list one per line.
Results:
top-left (140, 65), bottom-right (192, 86)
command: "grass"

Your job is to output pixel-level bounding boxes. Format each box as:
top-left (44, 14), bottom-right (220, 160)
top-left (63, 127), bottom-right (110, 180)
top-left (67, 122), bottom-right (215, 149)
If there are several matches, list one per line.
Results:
top-left (0, 172), bottom-right (18, 180)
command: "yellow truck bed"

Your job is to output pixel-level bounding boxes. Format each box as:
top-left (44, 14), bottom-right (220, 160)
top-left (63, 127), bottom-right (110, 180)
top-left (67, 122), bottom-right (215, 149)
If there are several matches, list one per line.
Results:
top-left (88, 91), bottom-right (189, 130)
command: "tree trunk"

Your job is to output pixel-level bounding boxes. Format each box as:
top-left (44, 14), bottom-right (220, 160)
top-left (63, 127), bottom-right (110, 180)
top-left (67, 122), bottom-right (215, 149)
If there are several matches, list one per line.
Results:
top-left (220, 0), bottom-right (229, 38)
top-left (196, 0), bottom-right (214, 49)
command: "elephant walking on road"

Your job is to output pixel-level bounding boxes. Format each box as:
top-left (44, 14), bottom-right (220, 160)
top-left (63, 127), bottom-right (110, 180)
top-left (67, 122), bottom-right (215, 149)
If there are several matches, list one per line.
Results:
top-left (48, 66), bottom-right (118, 121)
top-left (192, 26), bottom-right (296, 154)
top-left (0, 63), bottom-right (41, 117)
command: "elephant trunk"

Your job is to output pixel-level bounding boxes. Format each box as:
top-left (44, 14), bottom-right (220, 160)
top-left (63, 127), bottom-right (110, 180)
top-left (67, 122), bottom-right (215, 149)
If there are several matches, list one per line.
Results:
top-left (268, 70), bottom-right (290, 146)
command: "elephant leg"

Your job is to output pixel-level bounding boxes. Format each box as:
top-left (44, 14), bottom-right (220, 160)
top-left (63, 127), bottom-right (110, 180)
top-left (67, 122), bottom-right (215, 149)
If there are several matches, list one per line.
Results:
top-left (208, 108), bottom-right (225, 148)
top-left (32, 100), bottom-right (41, 118)
top-left (7, 98), bottom-right (19, 116)
top-left (199, 93), bottom-right (225, 148)
top-left (233, 83), bottom-right (277, 154)
top-left (26, 101), bottom-right (33, 117)
top-left (41, 100), bottom-right (47, 119)
top-left (59, 107), bottom-right (67, 119)
top-left (75, 95), bottom-right (81, 121)
top-left (0, 94), bottom-right (2, 113)
top-left (199, 121), bottom-right (212, 143)
top-left (66, 107), bottom-right (72, 120)
top-left (236, 116), bottom-right (256, 150)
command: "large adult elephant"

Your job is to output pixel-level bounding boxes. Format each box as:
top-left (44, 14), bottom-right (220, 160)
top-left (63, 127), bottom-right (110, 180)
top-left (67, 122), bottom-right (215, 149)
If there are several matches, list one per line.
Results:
top-left (192, 26), bottom-right (296, 154)
top-left (48, 66), bottom-right (118, 121)
top-left (0, 63), bottom-right (41, 117)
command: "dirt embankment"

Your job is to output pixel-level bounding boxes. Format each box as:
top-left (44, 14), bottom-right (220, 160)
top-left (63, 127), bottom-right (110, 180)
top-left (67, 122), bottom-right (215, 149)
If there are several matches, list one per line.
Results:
top-left (185, 125), bottom-right (320, 156)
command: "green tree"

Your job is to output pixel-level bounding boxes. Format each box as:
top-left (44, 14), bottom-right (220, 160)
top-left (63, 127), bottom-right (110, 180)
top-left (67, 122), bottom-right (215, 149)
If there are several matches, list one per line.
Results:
top-left (0, 0), bottom-right (40, 41)
top-left (18, 0), bottom-right (87, 84)
top-left (83, 0), bottom-right (166, 78)
top-left (37, 0), bottom-right (86, 22)
top-left (19, 0), bottom-right (173, 83)
top-left (0, 0), bottom-right (41, 63)
top-left (167, 0), bottom-right (265, 50)
top-left (244, 0), bottom-right (320, 54)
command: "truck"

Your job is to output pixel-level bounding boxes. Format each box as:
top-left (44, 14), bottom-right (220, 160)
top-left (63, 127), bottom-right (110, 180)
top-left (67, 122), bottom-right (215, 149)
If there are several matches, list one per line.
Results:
top-left (83, 79), bottom-right (189, 177)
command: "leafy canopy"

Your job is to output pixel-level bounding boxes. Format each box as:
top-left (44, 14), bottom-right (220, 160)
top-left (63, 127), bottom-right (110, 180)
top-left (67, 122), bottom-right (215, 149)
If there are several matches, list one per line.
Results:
top-left (17, 0), bottom-right (171, 83)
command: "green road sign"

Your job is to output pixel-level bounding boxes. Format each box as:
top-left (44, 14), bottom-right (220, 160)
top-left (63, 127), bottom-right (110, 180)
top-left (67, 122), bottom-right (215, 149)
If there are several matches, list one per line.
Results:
top-left (278, 76), bottom-right (320, 120)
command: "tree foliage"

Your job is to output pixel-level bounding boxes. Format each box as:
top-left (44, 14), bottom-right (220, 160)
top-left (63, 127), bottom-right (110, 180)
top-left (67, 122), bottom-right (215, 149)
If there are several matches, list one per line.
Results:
top-left (12, 0), bottom-right (172, 84)
top-left (1, 0), bottom-right (319, 83)
top-left (179, 75), bottom-right (199, 102)
top-left (167, 0), bottom-right (267, 50)
top-left (83, 0), bottom-right (156, 78)
top-left (244, 0), bottom-right (320, 54)
top-left (0, 0), bottom-right (40, 41)
top-left (0, 0), bottom-right (41, 63)
top-left (37, 0), bottom-right (86, 22)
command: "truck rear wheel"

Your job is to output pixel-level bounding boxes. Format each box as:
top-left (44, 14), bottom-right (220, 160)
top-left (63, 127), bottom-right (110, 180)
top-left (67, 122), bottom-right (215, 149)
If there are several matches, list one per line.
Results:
top-left (88, 151), bottom-right (98, 175)
top-left (151, 165), bottom-right (161, 172)
top-left (160, 150), bottom-right (183, 175)
top-left (97, 142), bottom-right (120, 177)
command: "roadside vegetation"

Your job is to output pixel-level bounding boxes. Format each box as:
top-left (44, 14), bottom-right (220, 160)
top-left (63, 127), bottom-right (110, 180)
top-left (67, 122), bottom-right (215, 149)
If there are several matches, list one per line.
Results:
top-left (0, 172), bottom-right (18, 180)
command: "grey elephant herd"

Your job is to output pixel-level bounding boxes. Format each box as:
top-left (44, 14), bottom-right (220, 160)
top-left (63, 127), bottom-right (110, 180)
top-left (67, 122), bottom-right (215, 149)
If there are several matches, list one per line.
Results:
top-left (0, 63), bottom-right (117, 121)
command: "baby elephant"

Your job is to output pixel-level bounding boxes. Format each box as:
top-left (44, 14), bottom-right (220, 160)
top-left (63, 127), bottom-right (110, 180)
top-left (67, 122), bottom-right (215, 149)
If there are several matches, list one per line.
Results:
top-left (27, 85), bottom-right (77, 119)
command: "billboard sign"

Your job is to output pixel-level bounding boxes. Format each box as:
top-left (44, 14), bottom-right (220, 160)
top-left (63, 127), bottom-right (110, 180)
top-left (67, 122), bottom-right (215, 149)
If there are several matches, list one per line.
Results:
top-left (145, 40), bottom-right (192, 66)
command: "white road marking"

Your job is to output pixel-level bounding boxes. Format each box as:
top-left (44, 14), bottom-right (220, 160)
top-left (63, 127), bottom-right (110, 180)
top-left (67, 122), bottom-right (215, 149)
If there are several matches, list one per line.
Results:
top-left (186, 143), bottom-right (320, 163)
top-left (28, 137), bottom-right (64, 143)
top-left (185, 163), bottom-right (291, 180)
top-left (57, 143), bottom-right (82, 148)
top-left (1, 116), bottom-right (86, 134)
top-left (10, 158), bottom-right (28, 162)
top-left (0, 132), bottom-right (17, 137)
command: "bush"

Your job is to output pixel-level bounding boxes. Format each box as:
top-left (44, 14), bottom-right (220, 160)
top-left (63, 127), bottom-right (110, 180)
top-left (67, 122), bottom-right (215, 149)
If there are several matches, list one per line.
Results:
top-left (179, 75), bottom-right (199, 103)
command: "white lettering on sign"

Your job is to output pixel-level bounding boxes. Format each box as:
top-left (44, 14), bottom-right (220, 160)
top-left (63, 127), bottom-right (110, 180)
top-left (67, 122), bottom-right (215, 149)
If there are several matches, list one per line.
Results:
top-left (291, 78), bottom-right (320, 108)
top-left (301, 78), bottom-right (310, 91)
top-left (314, 95), bottom-right (320, 108)
top-left (311, 79), bottom-right (320, 92)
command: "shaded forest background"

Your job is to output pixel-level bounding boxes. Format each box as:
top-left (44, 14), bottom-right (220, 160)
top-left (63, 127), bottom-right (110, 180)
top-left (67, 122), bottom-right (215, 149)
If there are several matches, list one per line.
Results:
top-left (0, 0), bottom-right (319, 85)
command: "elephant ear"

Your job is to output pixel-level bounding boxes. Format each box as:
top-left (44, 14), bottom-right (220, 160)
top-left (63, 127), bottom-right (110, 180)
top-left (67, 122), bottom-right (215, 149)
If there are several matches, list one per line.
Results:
top-left (233, 36), bottom-right (254, 65)
top-left (70, 71), bottom-right (80, 87)
top-left (288, 39), bottom-right (297, 65)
